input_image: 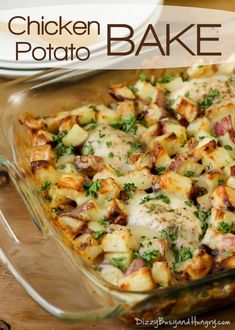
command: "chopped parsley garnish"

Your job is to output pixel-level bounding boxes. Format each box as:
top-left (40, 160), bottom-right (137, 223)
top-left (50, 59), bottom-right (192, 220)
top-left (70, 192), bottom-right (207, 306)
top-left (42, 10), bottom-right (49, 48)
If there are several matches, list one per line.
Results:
top-left (89, 104), bottom-right (98, 112)
top-left (217, 221), bottom-right (232, 234)
top-left (99, 130), bottom-right (105, 138)
top-left (53, 131), bottom-right (75, 159)
top-left (92, 230), bottom-right (105, 240)
top-left (224, 145), bottom-right (232, 151)
top-left (156, 167), bottom-right (166, 175)
top-left (52, 207), bottom-right (63, 215)
top-left (147, 97), bottom-right (153, 104)
top-left (128, 141), bottom-right (141, 150)
top-left (123, 183), bottom-right (137, 199)
top-left (111, 115), bottom-right (139, 134)
top-left (139, 73), bottom-right (149, 82)
top-left (158, 75), bottom-right (174, 83)
top-left (140, 193), bottom-right (170, 205)
top-left (53, 131), bottom-right (67, 144)
top-left (142, 250), bottom-right (158, 267)
top-left (98, 218), bottom-right (110, 226)
top-left (128, 85), bottom-right (138, 94)
top-left (84, 180), bottom-right (100, 198)
top-left (184, 171), bottom-right (195, 177)
top-left (174, 247), bottom-right (193, 263)
top-left (161, 227), bottom-right (178, 241)
top-left (108, 152), bottom-right (114, 158)
top-left (86, 122), bottom-right (98, 131)
top-left (106, 141), bottom-right (112, 147)
top-left (185, 200), bottom-right (193, 207)
top-left (55, 142), bottom-right (75, 159)
top-left (228, 76), bottom-right (235, 83)
top-left (184, 91), bottom-right (190, 98)
top-left (218, 179), bottom-right (226, 185)
top-left (83, 142), bottom-right (95, 155)
top-left (41, 181), bottom-right (51, 191)
top-left (112, 257), bottom-right (126, 271)
top-left (109, 165), bottom-right (123, 177)
top-left (197, 88), bottom-right (220, 110)
top-left (194, 209), bottom-right (210, 233)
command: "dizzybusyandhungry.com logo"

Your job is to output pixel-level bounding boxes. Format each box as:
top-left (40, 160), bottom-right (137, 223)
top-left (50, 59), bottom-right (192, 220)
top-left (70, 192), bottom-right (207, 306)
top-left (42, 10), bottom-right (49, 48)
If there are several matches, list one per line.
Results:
top-left (135, 316), bottom-right (231, 328)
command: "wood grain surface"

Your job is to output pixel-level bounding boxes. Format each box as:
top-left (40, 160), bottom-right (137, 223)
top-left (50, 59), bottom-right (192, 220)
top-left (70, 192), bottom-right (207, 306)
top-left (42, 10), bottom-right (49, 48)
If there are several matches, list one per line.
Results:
top-left (1, 1), bottom-right (235, 329)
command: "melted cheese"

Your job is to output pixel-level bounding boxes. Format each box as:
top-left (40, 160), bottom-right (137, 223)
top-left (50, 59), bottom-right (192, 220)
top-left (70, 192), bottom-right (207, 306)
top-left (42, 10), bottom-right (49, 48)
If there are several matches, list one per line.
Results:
top-left (171, 75), bottom-right (235, 105)
top-left (126, 192), bottom-right (202, 249)
top-left (83, 125), bottom-right (141, 172)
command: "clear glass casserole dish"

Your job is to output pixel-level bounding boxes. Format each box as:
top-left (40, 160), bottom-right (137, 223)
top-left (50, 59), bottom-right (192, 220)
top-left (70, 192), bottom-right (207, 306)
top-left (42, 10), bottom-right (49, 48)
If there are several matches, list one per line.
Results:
top-left (0, 68), bottom-right (235, 325)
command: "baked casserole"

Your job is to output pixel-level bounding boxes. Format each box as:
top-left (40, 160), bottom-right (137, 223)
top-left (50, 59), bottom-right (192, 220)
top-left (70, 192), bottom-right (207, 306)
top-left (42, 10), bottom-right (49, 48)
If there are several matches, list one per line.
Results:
top-left (23, 63), bottom-right (235, 293)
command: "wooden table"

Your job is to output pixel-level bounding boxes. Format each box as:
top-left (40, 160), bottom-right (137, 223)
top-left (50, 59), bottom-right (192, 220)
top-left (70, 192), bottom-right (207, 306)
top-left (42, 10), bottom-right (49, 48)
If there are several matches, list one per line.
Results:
top-left (1, 1), bottom-right (235, 329)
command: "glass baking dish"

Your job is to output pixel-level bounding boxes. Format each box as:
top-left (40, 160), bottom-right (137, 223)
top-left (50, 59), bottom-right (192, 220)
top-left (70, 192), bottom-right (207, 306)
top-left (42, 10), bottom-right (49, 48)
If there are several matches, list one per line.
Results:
top-left (0, 68), bottom-right (235, 325)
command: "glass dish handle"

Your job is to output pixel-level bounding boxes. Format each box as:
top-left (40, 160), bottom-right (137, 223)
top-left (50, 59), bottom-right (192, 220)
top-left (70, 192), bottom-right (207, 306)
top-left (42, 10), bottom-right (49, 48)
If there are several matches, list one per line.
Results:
top-left (0, 155), bottom-right (123, 322)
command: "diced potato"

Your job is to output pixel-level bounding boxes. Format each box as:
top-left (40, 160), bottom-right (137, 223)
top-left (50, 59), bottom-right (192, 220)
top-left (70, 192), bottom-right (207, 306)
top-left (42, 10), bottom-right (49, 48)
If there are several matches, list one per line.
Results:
top-left (152, 133), bottom-right (185, 156)
top-left (172, 96), bottom-right (199, 123)
top-left (104, 252), bottom-right (132, 271)
top-left (202, 147), bottom-right (233, 170)
top-left (59, 116), bottom-right (77, 132)
top-left (129, 153), bottom-right (152, 170)
top-left (57, 163), bottom-right (77, 174)
top-left (116, 168), bottom-right (152, 190)
top-left (118, 267), bottom-right (155, 291)
top-left (227, 177), bottom-right (235, 189)
top-left (100, 265), bottom-right (124, 285)
top-left (134, 80), bottom-right (158, 102)
top-left (193, 136), bottom-right (217, 160)
top-left (140, 124), bottom-right (162, 146)
top-left (159, 171), bottom-right (193, 198)
top-left (33, 164), bottom-right (57, 185)
top-left (109, 84), bottom-right (136, 101)
top-left (97, 108), bottom-right (120, 124)
top-left (196, 172), bottom-right (227, 193)
top-left (143, 104), bottom-right (166, 126)
top-left (183, 250), bottom-right (213, 280)
top-left (24, 114), bottom-right (45, 130)
top-left (151, 261), bottom-right (172, 287)
top-left (56, 154), bottom-right (75, 168)
top-left (74, 155), bottom-right (105, 176)
top-left (161, 77), bottom-right (184, 92)
top-left (197, 193), bottom-right (212, 210)
top-left (162, 120), bottom-right (187, 141)
top-left (57, 173), bottom-right (85, 191)
top-left (62, 124), bottom-right (88, 147)
top-left (116, 101), bottom-right (135, 120)
top-left (210, 185), bottom-right (235, 209)
top-left (32, 130), bottom-right (54, 146)
top-left (128, 225), bottom-right (159, 242)
top-left (187, 117), bottom-right (212, 138)
top-left (101, 227), bottom-right (134, 253)
top-left (98, 178), bottom-right (121, 199)
top-left (187, 63), bottom-right (217, 78)
top-left (56, 215), bottom-right (85, 238)
top-left (177, 158), bottom-right (204, 177)
top-left (220, 133), bottom-right (235, 159)
top-left (106, 198), bottom-right (128, 225)
top-left (30, 144), bottom-right (55, 163)
top-left (139, 238), bottom-right (167, 260)
top-left (73, 233), bottom-right (103, 264)
top-left (70, 105), bottom-right (96, 124)
top-left (147, 140), bottom-right (172, 168)
top-left (208, 207), bottom-right (235, 230)
top-left (222, 255), bottom-right (235, 270)
top-left (44, 117), bottom-right (62, 133)
top-left (206, 102), bottom-right (235, 122)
